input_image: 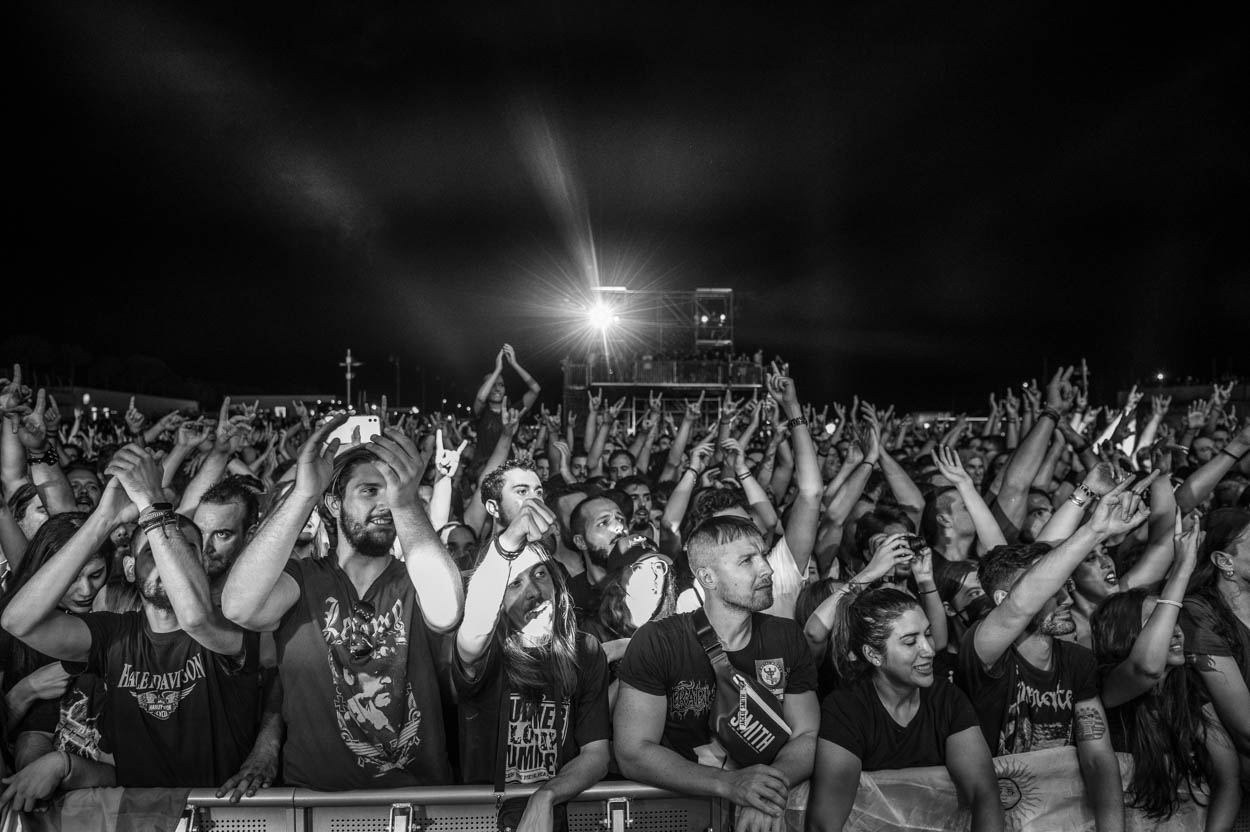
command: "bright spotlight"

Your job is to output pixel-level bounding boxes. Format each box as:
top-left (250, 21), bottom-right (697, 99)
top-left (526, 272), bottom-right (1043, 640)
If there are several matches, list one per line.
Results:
top-left (1155, 372), bottom-right (1165, 382)
top-left (589, 303), bottom-right (614, 330)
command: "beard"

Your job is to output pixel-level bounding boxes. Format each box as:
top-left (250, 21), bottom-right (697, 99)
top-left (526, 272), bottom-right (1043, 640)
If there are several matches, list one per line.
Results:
top-left (141, 579), bottom-right (174, 613)
top-left (201, 546), bottom-right (235, 581)
top-left (1036, 608), bottom-right (1076, 637)
top-left (340, 511), bottom-right (396, 558)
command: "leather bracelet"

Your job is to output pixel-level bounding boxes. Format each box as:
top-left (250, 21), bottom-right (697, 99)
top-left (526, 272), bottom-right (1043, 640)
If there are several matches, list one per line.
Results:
top-left (25, 446), bottom-right (58, 467)
top-left (1039, 407), bottom-right (1062, 423)
top-left (139, 509), bottom-right (180, 539)
top-left (786, 417), bottom-right (808, 430)
top-left (735, 471), bottom-right (752, 481)
top-left (681, 466), bottom-right (701, 479)
top-left (918, 588), bottom-right (938, 595)
top-left (494, 535), bottom-right (525, 561)
top-left (1222, 448), bottom-right (1247, 463)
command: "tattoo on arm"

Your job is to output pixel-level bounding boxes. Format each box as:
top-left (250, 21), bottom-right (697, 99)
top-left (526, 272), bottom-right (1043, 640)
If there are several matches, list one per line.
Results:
top-left (1075, 704), bottom-right (1106, 742)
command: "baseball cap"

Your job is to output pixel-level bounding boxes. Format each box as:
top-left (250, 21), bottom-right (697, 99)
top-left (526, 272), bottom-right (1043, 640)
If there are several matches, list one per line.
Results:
top-left (604, 533), bottom-right (673, 576)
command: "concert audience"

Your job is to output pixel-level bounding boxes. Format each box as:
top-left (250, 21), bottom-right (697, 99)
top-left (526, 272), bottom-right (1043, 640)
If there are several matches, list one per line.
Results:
top-left (0, 354), bottom-right (1246, 831)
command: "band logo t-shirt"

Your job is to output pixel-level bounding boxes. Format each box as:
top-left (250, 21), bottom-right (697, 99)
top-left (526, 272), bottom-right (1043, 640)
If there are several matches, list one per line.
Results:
top-left (957, 620), bottom-right (1098, 755)
top-left (82, 611), bottom-right (259, 786)
top-left (453, 632), bottom-right (610, 785)
top-left (276, 556), bottom-right (451, 789)
top-left (616, 612), bottom-right (816, 762)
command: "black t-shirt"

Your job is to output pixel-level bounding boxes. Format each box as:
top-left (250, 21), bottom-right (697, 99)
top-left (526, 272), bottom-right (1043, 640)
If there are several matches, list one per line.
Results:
top-left (819, 677), bottom-right (980, 771)
top-left (452, 632), bottom-right (610, 786)
top-left (617, 612), bottom-right (817, 762)
top-left (956, 621), bottom-right (1099, 756)
top-left (473, 409), bottom-right (504, 470)
top-left (82, 611), bottom-right (259, 787)
top-left (275, 557), bottom-right (452, 789)
top-left (1182, 595), bottom-right (1250, 688)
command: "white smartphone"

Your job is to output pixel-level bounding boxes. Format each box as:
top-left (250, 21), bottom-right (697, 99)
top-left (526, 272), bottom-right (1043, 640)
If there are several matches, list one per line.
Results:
top-left (324, 414), bottom-right (381, 448)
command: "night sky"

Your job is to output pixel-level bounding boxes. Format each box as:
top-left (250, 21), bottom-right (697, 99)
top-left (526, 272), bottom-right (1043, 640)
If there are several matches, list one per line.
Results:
top-left (12, 1), bottom-right (1248, 413)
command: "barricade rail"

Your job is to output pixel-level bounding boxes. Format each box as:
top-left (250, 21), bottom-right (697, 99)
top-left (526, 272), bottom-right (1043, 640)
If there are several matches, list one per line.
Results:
top-left (3, 749), bottom-right (1219, 831)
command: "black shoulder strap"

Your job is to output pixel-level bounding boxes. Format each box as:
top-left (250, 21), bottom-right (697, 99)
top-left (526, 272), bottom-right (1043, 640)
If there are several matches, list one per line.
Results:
top-left (691, 608), bottom-right (726, 665)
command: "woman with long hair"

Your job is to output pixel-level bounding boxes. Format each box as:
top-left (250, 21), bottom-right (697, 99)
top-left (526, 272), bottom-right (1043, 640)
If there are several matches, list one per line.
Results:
top-left (0, 512), bottom-right (116, 811)
top-left (1181, 507), bottom-right (1250, 791)
top-left (1091, 511), bottom-right (1240, 829)
top-left (807, 587), bottom-right (1002, 832)
top-left (453, 500), bottom-right (608, 831)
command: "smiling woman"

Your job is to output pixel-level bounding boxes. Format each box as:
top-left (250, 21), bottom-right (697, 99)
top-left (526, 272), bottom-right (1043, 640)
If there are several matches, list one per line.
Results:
top-left (807, 587), bottom-right (1004, 832)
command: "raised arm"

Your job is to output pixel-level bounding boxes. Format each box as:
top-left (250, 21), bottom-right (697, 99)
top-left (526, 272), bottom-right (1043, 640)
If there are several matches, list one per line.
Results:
top-left (367, 429), bottom-right (463, 633)
top-left (16, 391), bottom-right (76, 516)
top-left (178, 398), bottom-right (237, 516)
top-left (1175, 419), bottom-right (1249, 512)
top-left (587, 397), bottom-right (623, 478)
top-left (107, 445), bottom-right (242, 655)
top-left (992, 368), bottom-right (1074, 535)
top-left (933, 447), bottom-right (1007, 552)
top-left (770, 369), bottom-right (821, 574)
top-left (473, 348), bottom-right (505, 416)
top-left (0, 484), bottom-right (134, 662)
top-left (974, 479), bottom-right (1148, 668)
top-left (455, 499), bottom-right (554, 673)
top-left (428, 430), bottom-right (467, 531)
top-left (502, 344), bottom-right (541, 415)
top-left (1101, 510), bottom-right (1198, 707)
top-left (661, 393), bottom-right (702, 483)
top-left (0, 365), bottom-right (33, 500)
top-left (221, 415), bottom-right (345, 631)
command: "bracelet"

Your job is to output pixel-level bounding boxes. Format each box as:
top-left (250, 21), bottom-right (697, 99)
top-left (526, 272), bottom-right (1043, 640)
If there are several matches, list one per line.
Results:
top-left (1073, 483), bottom-right (1098, 501)
top-left (1039, 407), bottom-right (1062, 423)
top-left (786, 417), bottom-right (808, 430)
top-left (918, 588), bottom-right (938, 595)
top-left (1221, 448), bottom-right (1247, 463)
top-left (681, 466), bottom-right (701, 479)
top-left (139, 509), bottom-right (180, 539)
top-left (25, 446), bottom-right (58, 467)
top-left (1174, 445), bottom-right (1190, 453)
top-left (1068, 491), bottom-right (1090, 509)
top-left (1155, 599), bottom-right (1184, 610)
top-left (735, 471), bottom-right (752, 481)
top-left (494, 535), bottom-right (525, 561)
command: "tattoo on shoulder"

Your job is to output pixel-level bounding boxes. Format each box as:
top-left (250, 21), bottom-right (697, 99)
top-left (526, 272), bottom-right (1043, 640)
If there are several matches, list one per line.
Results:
top-left (1075, 704), bottom-right (1106, 742)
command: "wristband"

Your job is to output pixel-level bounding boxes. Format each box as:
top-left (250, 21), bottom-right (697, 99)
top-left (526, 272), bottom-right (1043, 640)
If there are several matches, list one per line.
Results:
top-left (1039, 407), bottom-right (1062, 424)
top-left (918, 587), bottom-right (938, 595)
top-left (494, 535), bottom-right (525, 561)
top-left (735, 471), bottom-right (752, 482)
top-left (1155, 598), bottom-right (1184, 610)
top-left (1221, 448), bottom-right (1247, 463)
top-left (1073, 483), bottom-right (1098, 501)
top-left (681, 466), bottom-right (701, 479)
top-left (25, 447), bottom-right (58, 467)
top-left (1174, 445), bottom-right (1190, 453)
top-left (139, 508), bottom-right (180, 539)
top-left (785, 417), bottom-right (808, 430)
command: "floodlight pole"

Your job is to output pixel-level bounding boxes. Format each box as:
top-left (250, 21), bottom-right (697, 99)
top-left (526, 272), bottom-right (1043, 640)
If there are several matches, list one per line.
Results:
top-left (340, 348), bottom-right (362, 406)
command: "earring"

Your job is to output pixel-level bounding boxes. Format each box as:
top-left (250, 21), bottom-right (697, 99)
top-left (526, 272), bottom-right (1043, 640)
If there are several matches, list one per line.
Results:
top-left (1223, 569), bottom-right (1236, 581)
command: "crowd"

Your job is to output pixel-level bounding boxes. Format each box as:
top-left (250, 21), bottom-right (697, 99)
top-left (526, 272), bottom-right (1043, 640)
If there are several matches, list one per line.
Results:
top-left (0, 347), bottom-right (1246, 832)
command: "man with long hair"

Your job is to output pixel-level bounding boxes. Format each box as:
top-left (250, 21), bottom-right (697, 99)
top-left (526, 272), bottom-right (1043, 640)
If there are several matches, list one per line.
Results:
top-left (454, 494), bottom-right (608, 831)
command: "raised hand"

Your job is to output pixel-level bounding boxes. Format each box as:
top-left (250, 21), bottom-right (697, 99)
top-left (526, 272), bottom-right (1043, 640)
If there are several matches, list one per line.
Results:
top-left (861, 533), bottom-right (914, 584)
top-left (501, 401), bottom-right (521, 438)
top-left (910, 541), bottom-right (935, 585)
top-left (291, 399), bottom-right (311, 429)
top-left (1173, 507), bottom-right (1203, 574)
top-left (1082, 461), bottom-right (1122, 497)
top-left (766, 364), bottom-right (799, 409)
top-left (365, 428), bottom-right (426, 508)
top-left (124, 397), bottom-right (145, 435)
top-left (1088, 478), bottom-right (1150, 538)
top-left (1123, 384), bottom-right (1143, 413)
top-left (434, 429), bottom-right (468, 478)
top-left (1151, 395), bottom-right (1172, 418)
top-left (688, 440), bottom-right (715, 472)
top-left (104, 444), bottom-right (166, 509)
top-left (1186, 400), bottom-right (1211, 431)
top-left (588, 390), bottom-right (603, 413)
top-left (497, 497), bottom-right (556, 553)
top-left (931, 446), bottom-right (971, 488)
top-left (607, 396), bottom-right (626, 420)
top-left (501, 343), bottom-right (517, 366)
top-left (1046, 366), bottom-right (1076, 413)
top-left (720, 437), bottom-right (745, 471)
top-left (41, 394), bottom-right (63, 437)
top-left (294, 414), bottom-right (347, 497)
top-left (16, 389), bottom-right (51, 452)
top-left (685, 390), bottom-right (705, 421)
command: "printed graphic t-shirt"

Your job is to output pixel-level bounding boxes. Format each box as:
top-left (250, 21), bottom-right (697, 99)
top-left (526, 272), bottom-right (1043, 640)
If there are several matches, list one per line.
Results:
top-left (819, 676), bottom-right (980, 770)
top-left (82, 612), bottom-right (259, 786)
top-left (956, 621), bottom-right (1098, 756)
top-left (453, 632), bottom-right (610, 786)
top-left (276, 556), bottom-right (451, 789)
top-left (617, 612), bottom-right (816, 762)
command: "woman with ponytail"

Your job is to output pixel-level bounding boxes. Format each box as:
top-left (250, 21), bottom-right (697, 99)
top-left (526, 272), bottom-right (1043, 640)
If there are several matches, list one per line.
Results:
top-left (806, 586), bottom-right (1002, 832)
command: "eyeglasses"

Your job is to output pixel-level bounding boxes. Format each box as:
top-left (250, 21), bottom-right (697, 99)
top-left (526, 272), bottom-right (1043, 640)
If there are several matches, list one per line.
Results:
top-left (631, 560), bottom-right (669, 578)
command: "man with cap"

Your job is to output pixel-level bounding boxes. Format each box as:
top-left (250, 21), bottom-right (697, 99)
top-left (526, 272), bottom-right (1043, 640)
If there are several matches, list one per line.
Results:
top-left (453, 490), bottom-right (609, 832)
top-left (580, 533), bottom-right (677, 709)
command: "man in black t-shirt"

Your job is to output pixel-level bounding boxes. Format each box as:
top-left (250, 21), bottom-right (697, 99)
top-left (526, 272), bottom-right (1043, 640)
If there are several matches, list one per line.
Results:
top-left (2, 445), bottom-right (259, 788)
top-left (615, 515), bottom-right (819, 832)
top-left (222, 419), bottom-right (463, 790)
top-left (454, 495), bottom-right (609, 829)
top-left (471, 344), bottom-right (542, 477)
top-left (957, 478), bottom-right (1150, 832)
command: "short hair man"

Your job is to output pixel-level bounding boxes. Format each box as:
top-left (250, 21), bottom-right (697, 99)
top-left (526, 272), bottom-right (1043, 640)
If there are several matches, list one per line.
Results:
top-left (193, 477), bottom-right (260, 603)
top-left (958, 481), bottom-right (1148, 832)
top-left (453, 496), bottom-right (609, 829)
top-left (614, 516), bottom-right (819, 830)
top-left (222, 419), bottom-right (464, 790)
top-left (2, 445), bottom-right (259, 787)
top-left (566, 495), bottom-right (629, 614)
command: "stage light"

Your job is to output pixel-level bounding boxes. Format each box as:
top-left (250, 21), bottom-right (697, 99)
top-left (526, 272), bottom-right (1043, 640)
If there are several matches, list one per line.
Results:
top-left (700, 315), bottom-right (709, 324)
top-left (1156, 372), bottom-right (1165, 381)
top-left (588, 303), bottom-right (615, 330)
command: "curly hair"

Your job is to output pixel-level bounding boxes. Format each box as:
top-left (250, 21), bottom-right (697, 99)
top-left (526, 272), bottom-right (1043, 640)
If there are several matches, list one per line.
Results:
top-left (479, 458), bottom-right (539, 507)
top-left (1091, 589), bottom-right (1213, 819)
top-left (595, 566), bottom-right (676, 639)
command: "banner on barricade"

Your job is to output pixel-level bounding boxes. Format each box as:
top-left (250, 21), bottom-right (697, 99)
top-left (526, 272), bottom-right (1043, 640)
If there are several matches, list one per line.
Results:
top-left (786, 747), bottom-right (1206, 832)
top-left (1, 788), bottom-right (190, 832)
